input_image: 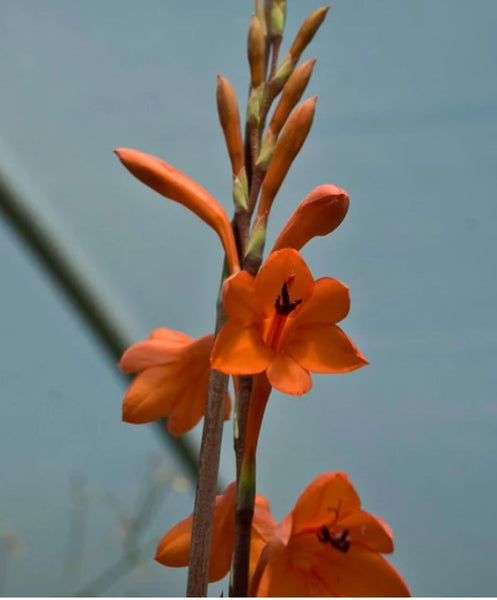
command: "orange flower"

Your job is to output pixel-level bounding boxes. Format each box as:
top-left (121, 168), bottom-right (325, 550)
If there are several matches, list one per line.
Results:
top-left (119, 328), bottom-right (230, 436)
top-left (155, 481), bottom-right (276, 582)
top-left (211, 248), bottom-right (367, 395)
top-left (251, 472), bottom-right (410, 597)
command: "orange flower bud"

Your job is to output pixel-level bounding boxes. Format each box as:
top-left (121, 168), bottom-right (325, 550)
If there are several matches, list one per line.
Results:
top-left (257, 96), bottom-right (317, 219)
top-left (288, 6), bottom-right (330, 62)
top-left (216, 75), bottom-right (245, 177)
top-left (114, 148), bottom-right (239, 273)
top-left (268, 58), bottom-right (316, 138)
top-left (272, 184), bottom-right (349, 252)
top-left (248, 14), bottom-right (266, 89)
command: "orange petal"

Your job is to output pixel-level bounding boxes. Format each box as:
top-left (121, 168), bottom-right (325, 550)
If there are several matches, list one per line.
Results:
top-left (119, 339), bottom-right (187, 373)
top-left (149, 328), bottom-right (192, 343)
top-left (339, 510), bottom-right (394, 554)
top-left (253, 539), bottom-right (311, 597)
top-left (272, 184), bottom-right (350, 252)
top-left (211, 321), bottom-right (272, 375)
top-left (164, 334), bottom-right (219, 435)
top-left (290, 472), bottom-right (361, 535)
top-left (311, 544), bottom-right (410, 597)
top-left (289, 277), bottom-right (350, 327)
top-left (250, 494), bottom-right (278, 579)
top-left (222, 270), bottom-right (261, 325)
top-left (156, 482), bottom-right (237, 583)
top-left (114, 148), bottom-right (239, 274)
top-left (286, 324), bottom-right (368, 374)
top-left (266, 353), bottom-right (312, 395)
top-left (122, 364), bottom-right (180, 424)
top-left (255, 248), bottom-right (314, 318)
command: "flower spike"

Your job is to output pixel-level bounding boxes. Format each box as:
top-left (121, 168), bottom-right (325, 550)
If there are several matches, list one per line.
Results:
top-left (114, 148), bottom-right (240, 273)
top-left (272, 184), bottom-right (350, 252)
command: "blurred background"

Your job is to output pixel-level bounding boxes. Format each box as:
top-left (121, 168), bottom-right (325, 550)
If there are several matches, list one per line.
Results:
top-left (1, 0), bottom-right (496, 596)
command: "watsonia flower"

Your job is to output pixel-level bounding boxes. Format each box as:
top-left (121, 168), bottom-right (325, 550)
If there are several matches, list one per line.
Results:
top-left (119, 328), bottom-right (230, 436)
top-left (251, 472), bottom-right (410, 597)
top-left (211, 248), bottom-right (367, 395)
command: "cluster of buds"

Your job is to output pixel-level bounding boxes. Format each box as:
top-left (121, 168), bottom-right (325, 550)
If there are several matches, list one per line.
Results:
top-left (115, 2), bottom-right (409, 597)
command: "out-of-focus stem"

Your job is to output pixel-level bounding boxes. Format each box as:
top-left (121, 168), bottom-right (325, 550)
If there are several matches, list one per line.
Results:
top-left (0, 166), bottom-right (199, 480)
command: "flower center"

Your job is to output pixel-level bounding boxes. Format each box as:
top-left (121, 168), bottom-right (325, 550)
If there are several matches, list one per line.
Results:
top-left (317, 526), bottom-right (351, 553)
top-left (264, 279), bottom-right (302, 350)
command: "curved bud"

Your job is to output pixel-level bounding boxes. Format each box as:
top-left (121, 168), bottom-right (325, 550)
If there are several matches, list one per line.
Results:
top-left (272, 184), bottom-right (349, 252)
top-left (114, 148), bottom-right (239, 273)
top-left (248, 14), bottom-right (266, 89)
top-left (288, 6), bottom-right (330, 62)
top-left (257, 96), bottom-right (317, 219)
top-left (268, 58), bottom-right (317, 138)
top-left (216, 75), bottom-right (245, 177)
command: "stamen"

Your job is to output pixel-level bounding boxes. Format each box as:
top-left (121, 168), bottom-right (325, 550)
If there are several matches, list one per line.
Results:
top-left (317, 526), bottom-right (350, 553)
top-left (274, 281), bottom-right (302, 316)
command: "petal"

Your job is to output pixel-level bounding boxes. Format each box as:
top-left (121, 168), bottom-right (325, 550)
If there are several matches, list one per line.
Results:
top-left (155, 482), bottom-right (237, 583)
top-left (255, 249), bottom-right (314, 318)
top-left (339, 510), bottom-right (394, 554)
top-left (122, 364), bottom-right (180, 424)
top-left (286, 324), bottom-right (368, 374)
top-left (311, 545), bottom-right (410, 597)
top-left (291, 472), bottom-right (361, 536)
top-left (119, 339), bottom-right (186, 373)
top-left (272, 184), bottom-right (349, 252)
top-left (266, 353), bottom-right (312, 395)
top-left (149, 328), bottom-right (193, 343)
top-left (165, 334), bottom-right (217, 435)
top-left (290, 277), bottom-right (351, 327)
top-left (222, 270), bottom-right (261, 325)
top-left (119, 328), bottom-right (193, 373)
top-left (254, 539), bottom-right (311, 597)
top-left (250, 494), bottom-right (278, 579)
top-left (166, 367), bottom-right (210, 435)
top-left (211, 322), bottom-right (272, 375)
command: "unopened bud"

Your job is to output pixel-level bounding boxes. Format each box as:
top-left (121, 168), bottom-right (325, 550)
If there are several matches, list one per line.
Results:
top-left (248, 14), bottom-right (266, 89)
top-left (257, 96), bottom-right (317, 218)
top-left (272, 184), bottom-right (349, 252)
top-left (269, 58), bottom-right (316, 138)
top-left (216, 75), bottom-right (245, 176)
top-left (289, 6), bottom-right (330, 62)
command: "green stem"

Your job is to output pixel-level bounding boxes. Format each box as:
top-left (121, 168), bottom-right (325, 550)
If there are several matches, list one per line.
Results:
top-left (230, 458), bottom-right (256, 597)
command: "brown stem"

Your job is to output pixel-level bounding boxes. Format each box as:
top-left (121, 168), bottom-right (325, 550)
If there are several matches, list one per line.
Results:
top-left (186, 289), bottom-right (229, 597)
top-left (186, 368), bottom-right (228, 596)
top-left (233, 375), bottom-right (253, 480)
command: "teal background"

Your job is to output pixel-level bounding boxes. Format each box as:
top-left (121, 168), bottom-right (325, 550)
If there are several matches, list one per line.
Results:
top-left (1, 1), bottom-right (496, 595)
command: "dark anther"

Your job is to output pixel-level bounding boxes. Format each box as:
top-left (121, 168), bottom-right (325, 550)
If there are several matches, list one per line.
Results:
top-left (274, 282), bottom-right (302, 315)
top-left (317, 526), bottom-right (350, 553)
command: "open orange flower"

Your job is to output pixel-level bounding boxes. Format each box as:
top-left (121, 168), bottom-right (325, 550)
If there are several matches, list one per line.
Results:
top-left (251, 472), bottom-right (410, 597)
top-left (156, 481), bottom-right (276, 582)
top-left (211, 248), bottom-right (367, 395)
top-left (119, 328), bottom-right (230, 436)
